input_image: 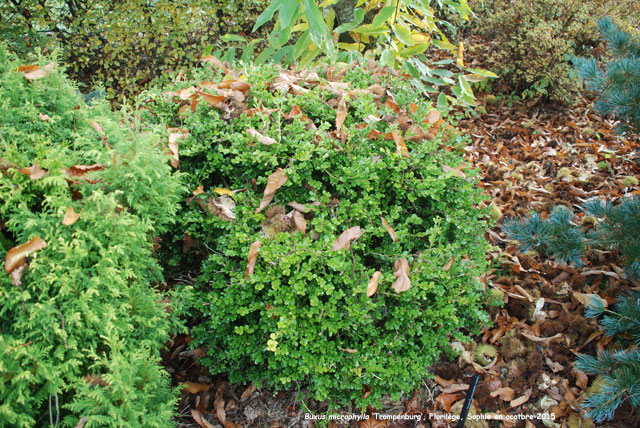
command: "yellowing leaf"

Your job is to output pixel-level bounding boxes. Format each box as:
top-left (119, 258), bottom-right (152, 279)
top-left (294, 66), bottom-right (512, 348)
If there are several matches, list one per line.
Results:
top-left (256, 168), bottom-right (288, 213)
top-left (213, 187), bottom-right (234, 196)
top-left (391, 129), bottom-right (409, 157)
top-left (331, 226), bottom-right (363, 251)
top-left (5, 236), bottom-right (48, 274)
top-left (62, 206), bottom-right (81, 226)
top-left (367, 271), bottom-right (381, 297)
top-left (457, 40), bottom-right (464, 67)
top-left (392, 258), bottom-right (411, 293)
top-left (245, 241), bottom-right (262, 278)
top-left (380, 217), bottom-right (398, 243)
top-left (247, 128), bottom-right (278, 145)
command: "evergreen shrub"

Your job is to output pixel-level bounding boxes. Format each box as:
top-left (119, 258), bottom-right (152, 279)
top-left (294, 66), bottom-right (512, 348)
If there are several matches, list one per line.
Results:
top-left (469, 0), bottom-right (640, 102)
top-left (142, 61), bottom-right (492, 407)
top-left (0, 46), bottom-right (184, 427)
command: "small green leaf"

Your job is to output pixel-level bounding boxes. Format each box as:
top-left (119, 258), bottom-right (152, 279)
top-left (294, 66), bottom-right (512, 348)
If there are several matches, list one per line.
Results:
top-left (437, 92), bottom-right (448, 110)
top-left (302, 0), bottom-right (334, 57)
top-left (394, 23), bottom-right (415, 46)
top-left (381, 48), bottom-right (395, 68)
top-left (371, 5), bottom-right (395, 28)
top-left (221, 34), bottom-right (247, 43)
top-left (466, 68), bottom-right (499, 78)
top-left (253, 0), bottom-right (283, 32)
top-left (279, 0), bottom-right (300, 29)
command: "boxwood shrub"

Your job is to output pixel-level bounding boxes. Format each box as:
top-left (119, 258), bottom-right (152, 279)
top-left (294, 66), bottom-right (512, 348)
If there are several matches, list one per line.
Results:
top-left (0, 46), bottom-right (184, 427)
top-left (143, 61), bottom-right (492, 407)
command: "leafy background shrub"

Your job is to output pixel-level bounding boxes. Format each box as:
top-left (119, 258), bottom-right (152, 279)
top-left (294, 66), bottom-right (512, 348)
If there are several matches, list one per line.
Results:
top-left (466, 0), bottom-right (640, 102)
top-left (0, 0), bottom-right (270, 100)
top-left (0, 46), bottom-right (184, 427)
top-left (141, 60), bottom-right (492, 407)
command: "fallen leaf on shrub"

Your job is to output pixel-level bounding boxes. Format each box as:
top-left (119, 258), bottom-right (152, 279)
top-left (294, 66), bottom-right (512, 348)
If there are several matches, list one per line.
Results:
top-left (213, 187), bottom-right (234, 196)
top-left (168, 129), bottom-right (189, 168)
top-left (442, 256), bottom-right (454, 272)
top-left (392, 258), bottom-right (411, 293)
top-left (38, 113), bottom-right (50, 121)
top-left (240, 382), bottom-right (257, 400)
top-left (62, 206), bottom-right (81, 226)
top-left (17, 63), bottom-right (54, 80)
top-left (74, 416), bottom-right (88, 428)
top-left (573, 369), bottom-right (589, 389)
top-left (287, 201), bottom-right (309, 212)
top-left (193, 186), bottom-right (204, 196)
top-left (256, 168), bottom-right (288, 213)
top-left (247, 128), bottom-right (277, 145)
top-left (245, 241), bottom-right (262, 278)
top-left (425, 109), bottom-right (441, 125)
top-left (490, 387), bottom-right (515, 401)
top-left (200, 55), bottom-right (229, 72)
top-left (367, 271), bottom-right (382, 297)
top-left (217, 79), bottom-right (251, 93)
top-left (381, 217), bottom-right (398, 243)
top-left (5, 236), bottom-right (48, 274)
top-left (331, 226), bottom-right (363, 251)
top-left (184, 382), bottom-right (210, 394)
top-left (435, 392), bottom-right (462, 412)
top-left (336, 97), bottom-right (347, 134)
top-left (391, 129), bottom-right (409, 157)
top-left (573, 292), bottom-right (608, 308)
top-left (192, 409), bottom-right (217, 428)
top-left (19, 162), bottom-right (46, 180)
top-left (292, 211), bottom-right (306, 235)
top-left (84, 375), bottom-right (108, 387)
top-left (196, 90), bottom-right (226, 109)
top-left (64, 164), bottom-right (105, 177)
top-left (509, 388), bottom-right (532, 408)
top-left (442, 164), bottom-right (466, 178)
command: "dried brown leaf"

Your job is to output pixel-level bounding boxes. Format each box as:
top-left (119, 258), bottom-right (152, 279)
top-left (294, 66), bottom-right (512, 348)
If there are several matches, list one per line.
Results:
top-left (425, 109), bottom-right (441, 124)
top-left (436, 392), bottom-right (462, 412)
top-left (196, 90), bottom-right (226, 109)
top-left (168, 128), bottom-right (189, 168)
top-left (64, 164), bottom-right (105, 177)
top-left (217, 79), bottom-right (251, 93)
top-left (240, 382), bottom-right (257, 400)
top-left (201, 55), bottom-right (229, 72)
top-left (214, 385), bottom-right (226, 423)
top-left (193, 185), bottom-right (204, 196)
top-left (62, 206), bottom-right (81, 226)
top-left (287, 201), bottom-right (309, 213)
top-left (19, 161), bottom-right (46, 180)
top-left (380, 217), bottom-right (398, 243)
top-left (521, 332), bottom-right (563, 344)
top-left (331, 226), bottom-right (363, 251)
top-left (184, 382), bottom-right (210, 394)
top-left (292, 211), bottom-right (306, 236)
top-left (247, 128), bottom-right (277, 145)
top-left (442, 164), bottom-right (466, 178)
top-left (490, 387), bottom-right (515, 401)
top-left (256, 168), bottom-right (288, 213)
top-left (38, 113), bottom-right (50, 121)
top-left (5, 236), bottom-right (48, 274)
top-left (74, 416), bottom-right (88, 428)
top-left (573, 292), bottom-right (608, 308)
top-left (245, 241), bottom-right (262, 278)
top-left (336, 97), bottom-right (347, 134)
top-left (442, 256), bottom-right (454, 272)
top-left (391, 129), bottom-right (409, 157)
top-left (191, 409), bottom-right (217, 428)
top-left (367, 271), bottom-right (382, 297)
top-left (392, 258), bottom-right (411, 293)
top-left (509, 388), bottom-right (532, 408)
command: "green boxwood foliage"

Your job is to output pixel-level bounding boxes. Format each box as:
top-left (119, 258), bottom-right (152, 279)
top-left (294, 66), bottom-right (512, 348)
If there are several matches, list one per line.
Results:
top-left (143, 61), bottom-right (492, 407)
top-left (468, 0), bottom-right (640, 102)
top-left (0, 46), bottom-right (184, 427)
top-left (1, 0), bottom-right (270, 100)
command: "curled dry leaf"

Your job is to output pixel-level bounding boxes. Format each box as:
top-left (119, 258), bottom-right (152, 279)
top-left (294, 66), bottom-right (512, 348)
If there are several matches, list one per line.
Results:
top-left (256, 168), bottom-right (288, 213)
top-left (435, 392), bottom-right (462, 412)
top-left (245, 241), bottom-right (262, 278)
top-left (509, 388), bottom-right (532, 408)
top-left (191, 409), bottom-right (217, 428)
top-left (573, 369), bottom-right (589, 390)
top-left (193, 185), bottom-right (204, 196)
top-left (5, 236), bottom-right (48, 274)
top-left (240, 382), bottom-right (257, 400)
top-left (442, 164), bottom-right (466, 178)
top-left (287, 201), bottom-right (309, 212)
top-left (196, 90), bottom-right (226, 109)
top-left (217, 79), bottom-right (251, 93)
top-left (10, 262), bottom-right (26, 286)
top-left (17, 63), bottom-right (54, 80)
top-left (442, 256), bottom-right (454, 272)
top-left (19, 162), bottom-right (46, 180)
top-left (521, 332), bottom-right (563, 344)
top-left (247, 128), bottom-right (277, 145)
top-left (331, 226), bottom-right (363, 251)
top-left (62, 206), bottom-right (81, 226)
top-left (380, 217), bottom-right (398, 243)
top-left (490, 387), bottom-right (515, 401)
top-left (392, 258), bottom-right (411, 293)
top-left (38, 113), bottom-right (50, 121)
top-left (391, 129), bottom-right (409, 157)
top-left (292, 211), bottom-right (306, 235)
top-left (184, 382), bottom-right (210, 394)
top-left (214, 385), bottom-right (226, 424)
top-left (64, 164), bottom-right (106, 177)
top-left (336, 97), bottom-right (347, 134)
top-left (367, 271), bottom-right (382, 297)
top-left (168, 128), bottom-right (189, 168)
top-left (207, 195), bottom-right (236, 220)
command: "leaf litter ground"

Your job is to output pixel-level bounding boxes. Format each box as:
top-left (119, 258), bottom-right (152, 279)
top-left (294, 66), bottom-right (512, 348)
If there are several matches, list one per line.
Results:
top-left (160, 69), bottom-right (639, 428)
